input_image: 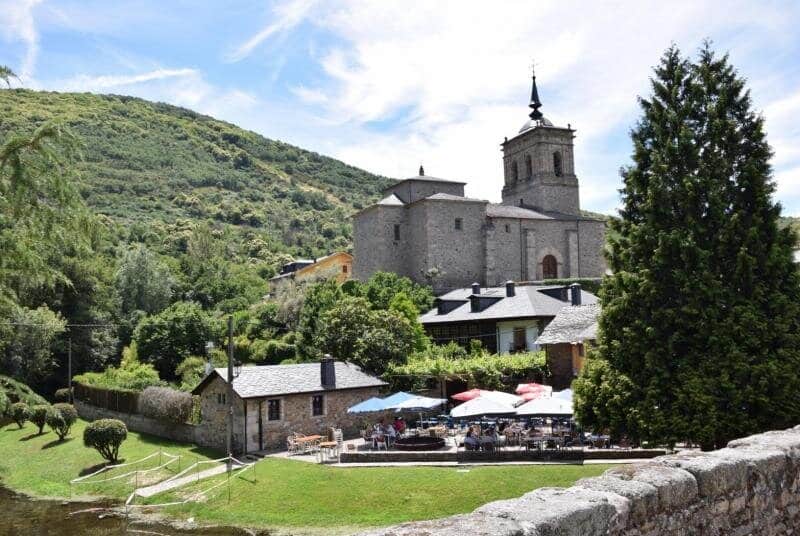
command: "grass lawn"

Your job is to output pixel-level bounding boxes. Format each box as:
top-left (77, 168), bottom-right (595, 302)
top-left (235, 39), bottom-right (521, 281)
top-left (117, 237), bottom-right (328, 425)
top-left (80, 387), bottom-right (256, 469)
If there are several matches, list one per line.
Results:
top-left (0, 420), bottom-right (615, 532)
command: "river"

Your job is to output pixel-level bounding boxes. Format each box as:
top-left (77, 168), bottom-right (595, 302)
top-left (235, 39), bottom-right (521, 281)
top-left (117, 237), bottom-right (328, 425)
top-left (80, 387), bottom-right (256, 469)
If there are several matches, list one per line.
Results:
top-left (0, 486), bottom-right (267, 535)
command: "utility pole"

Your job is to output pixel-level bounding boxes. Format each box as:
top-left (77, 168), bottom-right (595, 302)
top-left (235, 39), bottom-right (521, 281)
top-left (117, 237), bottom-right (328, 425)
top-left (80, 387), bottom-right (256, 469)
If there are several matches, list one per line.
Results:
top-left (226, 315), bottom-right (234, 471)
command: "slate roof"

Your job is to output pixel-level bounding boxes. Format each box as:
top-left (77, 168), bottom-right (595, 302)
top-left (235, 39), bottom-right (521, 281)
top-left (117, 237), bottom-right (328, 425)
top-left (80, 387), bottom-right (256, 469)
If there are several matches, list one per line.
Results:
top-left (419, 285), bottom-right (598, 325)
top-left (382, 175), bottom-right (467, 193)
top-left (376, 193), bottom-right (405, 206)
top-left (193, 362), bottom-right (387, 399)
top-left (420, 192), bottom-right (486, 203)
top-left (535, 303), bottom-right (600, 345)
top-left (487, 204), bottom-right (604, 221)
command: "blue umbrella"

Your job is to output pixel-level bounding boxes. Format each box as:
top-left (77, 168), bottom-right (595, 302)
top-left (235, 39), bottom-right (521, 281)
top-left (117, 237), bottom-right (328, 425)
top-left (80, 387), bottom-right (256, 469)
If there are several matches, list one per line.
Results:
top-left (347, 397), bottom-right (387, 413)
top-left (381, 391), bottom-right (415, 406)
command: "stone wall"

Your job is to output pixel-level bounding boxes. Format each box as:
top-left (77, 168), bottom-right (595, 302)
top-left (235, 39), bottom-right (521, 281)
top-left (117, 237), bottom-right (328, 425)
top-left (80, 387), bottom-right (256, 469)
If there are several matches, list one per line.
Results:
top-left (546, 343), bottom-right (575, 390)
top-left (359, 425), bottom-right (800, 535)
top-left (75, 400), bottom-right (197, 445)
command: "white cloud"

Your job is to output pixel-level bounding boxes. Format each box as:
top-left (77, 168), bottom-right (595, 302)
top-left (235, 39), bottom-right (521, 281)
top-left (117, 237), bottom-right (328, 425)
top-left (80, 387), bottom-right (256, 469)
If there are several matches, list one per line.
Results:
top-left (59, 68), bottom-right (198, 91)
top-left (0, 0), bottom-right (43, 81)
top-left (228, 0), bottom-right (319, 62)
top-left (291, 85), bottom-right (328, 104)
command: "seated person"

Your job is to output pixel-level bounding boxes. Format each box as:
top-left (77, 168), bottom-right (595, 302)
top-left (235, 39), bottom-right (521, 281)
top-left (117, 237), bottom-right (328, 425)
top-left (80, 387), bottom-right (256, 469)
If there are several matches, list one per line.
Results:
top-left (464, 430), bottom-right (480, 451)
top-left (393, 417), bottom-right (406, 435)
top-left (384, 424), bottom-right (397, 445)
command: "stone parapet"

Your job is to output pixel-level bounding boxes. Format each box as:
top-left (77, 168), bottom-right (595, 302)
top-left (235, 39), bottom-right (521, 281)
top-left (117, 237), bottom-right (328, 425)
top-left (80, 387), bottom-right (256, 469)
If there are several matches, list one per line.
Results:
top-left (359, 425), bottom-right (800, 535)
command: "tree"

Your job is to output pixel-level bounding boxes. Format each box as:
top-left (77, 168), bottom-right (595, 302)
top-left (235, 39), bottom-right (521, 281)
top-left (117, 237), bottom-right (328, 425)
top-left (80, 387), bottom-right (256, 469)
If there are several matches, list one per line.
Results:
top-left (46, 403), bottom-right (78, 440)
top-left (83, 419), bottom-right (128, 462)
top-left (0, 66), bottom-right (17, 87)
top-left (30, 404), bottom-right (50, 435)
top-left (116, 244), bottom-right (174, 316)
top-left (297, 279), bottom-right (343, 357)
top-left (1, 306), bottom-right (66, 385)
top-left (133, 301), bottom-right (212, 380)
top-left (389, 292), bottom-right (429, 351)
top-left (579, 44), bottom-right (800, 449)
top-left (346, 271), bottom-right (435, 312)
top-left (316, 296), bottom-right (373, 361)
top-left (10, 402), bottom-right (28, 428)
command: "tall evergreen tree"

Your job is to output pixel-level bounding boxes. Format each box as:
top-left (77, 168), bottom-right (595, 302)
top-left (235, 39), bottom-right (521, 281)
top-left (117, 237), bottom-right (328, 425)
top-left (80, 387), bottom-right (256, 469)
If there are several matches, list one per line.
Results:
top-left (575, 44), bottom-right (800, 449)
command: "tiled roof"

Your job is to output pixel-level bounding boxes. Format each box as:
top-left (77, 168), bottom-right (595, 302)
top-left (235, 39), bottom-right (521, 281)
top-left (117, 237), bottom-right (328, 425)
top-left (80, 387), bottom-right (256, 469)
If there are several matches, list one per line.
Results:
top-left (535, 303), bottom-right (600, 345)
top-left (419, 285), bottom-right (598, 324)
top-left (486, 204), bottom-right (603, 221)
top-left (198, 362), bottom-right (387, 399)
top-left (376, 193), bottom-right (405, 206)
top-left (422, 193), bottom-right (486, 203)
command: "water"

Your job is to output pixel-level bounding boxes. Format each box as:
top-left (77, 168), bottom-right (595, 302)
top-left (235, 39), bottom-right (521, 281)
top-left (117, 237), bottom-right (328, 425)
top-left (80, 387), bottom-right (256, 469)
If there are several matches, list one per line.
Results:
top-left (0, 486), bottom-right (265, 535)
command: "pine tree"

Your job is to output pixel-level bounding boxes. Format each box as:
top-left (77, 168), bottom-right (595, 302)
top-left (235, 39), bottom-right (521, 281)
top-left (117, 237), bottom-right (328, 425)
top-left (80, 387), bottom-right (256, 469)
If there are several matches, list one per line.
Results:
top-left (575, 44), bottom-right (800, 449)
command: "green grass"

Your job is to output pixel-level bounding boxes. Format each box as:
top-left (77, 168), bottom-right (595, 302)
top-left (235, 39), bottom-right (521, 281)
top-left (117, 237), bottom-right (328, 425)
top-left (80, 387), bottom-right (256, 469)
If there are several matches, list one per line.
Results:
top-left (0, 420), bottom-right (614, 531)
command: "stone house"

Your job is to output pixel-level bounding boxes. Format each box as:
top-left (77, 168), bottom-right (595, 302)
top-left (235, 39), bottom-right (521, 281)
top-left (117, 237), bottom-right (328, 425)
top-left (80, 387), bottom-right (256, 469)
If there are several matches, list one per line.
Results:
top-left (192, 357), bottom-right (386, 453)
top-left (269, 251), bottom-right (353, 295)
top-left (535, 301), bottom-right (600, 389)
top-left (418, 281), bottom-right (597, 355)
top-left (352, 70), bottom-right (606, 294)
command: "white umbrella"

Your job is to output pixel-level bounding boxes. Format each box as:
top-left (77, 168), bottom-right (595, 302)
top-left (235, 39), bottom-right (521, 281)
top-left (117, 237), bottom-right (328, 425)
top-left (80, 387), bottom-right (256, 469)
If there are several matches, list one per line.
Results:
top-left (553, 389), bottom-right (573, 402)
top-left (450, 396), bottom-right (516, 418)
top-left (389, 396), bottom-right (446, 410)
top-left (516, 397), bottom-right (573, 416)
top-left (481, 390), bottom-right (524, 407)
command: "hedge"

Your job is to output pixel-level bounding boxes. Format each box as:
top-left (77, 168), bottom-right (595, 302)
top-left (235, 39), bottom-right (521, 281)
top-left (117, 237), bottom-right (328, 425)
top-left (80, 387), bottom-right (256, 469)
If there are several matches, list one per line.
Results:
top-left (73, 383), bottom-right (139, 414)
top-left (138, 386), bottom-right (193, 424)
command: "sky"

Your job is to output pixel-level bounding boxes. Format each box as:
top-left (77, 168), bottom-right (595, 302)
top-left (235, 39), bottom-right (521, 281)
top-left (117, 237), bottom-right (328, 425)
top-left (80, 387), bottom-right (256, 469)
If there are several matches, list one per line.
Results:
top-left (2, 0), bottom-right (800, 215)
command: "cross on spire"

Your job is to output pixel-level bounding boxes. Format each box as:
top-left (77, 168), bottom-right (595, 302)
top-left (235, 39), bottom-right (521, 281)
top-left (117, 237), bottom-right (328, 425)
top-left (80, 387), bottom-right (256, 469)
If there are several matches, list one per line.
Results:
top-left (528, 61), bottom-right (543, 121)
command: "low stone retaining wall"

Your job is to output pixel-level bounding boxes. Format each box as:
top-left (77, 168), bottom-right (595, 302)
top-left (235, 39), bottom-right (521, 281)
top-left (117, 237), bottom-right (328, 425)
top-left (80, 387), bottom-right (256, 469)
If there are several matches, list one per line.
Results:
top-left (75, 400), bottom-right (197, 445)
top-left (341, 448), bottom-right (666, 464)
top-left (360, 425), bottom-right (800, 535)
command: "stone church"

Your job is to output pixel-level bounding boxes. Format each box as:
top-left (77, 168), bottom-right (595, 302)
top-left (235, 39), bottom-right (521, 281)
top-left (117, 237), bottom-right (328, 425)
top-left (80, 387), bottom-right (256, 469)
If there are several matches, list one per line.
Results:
top-left (352, 71), bottom-right (606, 293)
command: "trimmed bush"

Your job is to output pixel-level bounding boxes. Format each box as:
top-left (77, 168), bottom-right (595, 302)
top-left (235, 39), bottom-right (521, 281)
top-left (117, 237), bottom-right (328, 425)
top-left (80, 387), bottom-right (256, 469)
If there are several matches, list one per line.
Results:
top-left (46, 403), bottom-right (78, 440)
top-left (138, 386), bottom-right (192, 424)
top-left (30, 404), bottom-right (50, 434)
top-left (54, 388), bottom-right (72, 402)
top-left (10, 402), bottom-right (29, 428)
top-left (84, 419), bottom-right (128, 463)
top-left (0, 391), bottom-right (8, 417)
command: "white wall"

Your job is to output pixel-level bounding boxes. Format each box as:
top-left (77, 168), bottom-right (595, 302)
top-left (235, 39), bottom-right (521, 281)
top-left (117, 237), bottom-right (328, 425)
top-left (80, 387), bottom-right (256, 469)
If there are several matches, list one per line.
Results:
top-left (496, 319), bottom-right (540, 354)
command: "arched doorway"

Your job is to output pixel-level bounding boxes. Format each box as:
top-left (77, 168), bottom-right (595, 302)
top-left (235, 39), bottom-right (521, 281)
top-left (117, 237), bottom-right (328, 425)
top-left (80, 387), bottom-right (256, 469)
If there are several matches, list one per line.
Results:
top-left (542, 255), bottom-right (558, 280)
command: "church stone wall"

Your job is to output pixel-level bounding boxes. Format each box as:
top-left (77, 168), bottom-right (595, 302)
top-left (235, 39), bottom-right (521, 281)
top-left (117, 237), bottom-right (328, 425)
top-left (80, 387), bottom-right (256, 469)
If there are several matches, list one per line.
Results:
top-left (360, 425), bottom-right (800, 536)
top-left (353, 205), bottom-right (408, 281)
top-left (578, 219), bottom-right (607, 278)
top-left (485, 217), bottom-right (524, 286)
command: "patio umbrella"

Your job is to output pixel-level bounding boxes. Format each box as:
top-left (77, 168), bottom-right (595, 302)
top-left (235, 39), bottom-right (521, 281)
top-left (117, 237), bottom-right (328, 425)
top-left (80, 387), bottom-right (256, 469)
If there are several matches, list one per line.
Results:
top-left (389, 396), bottom-right (446, 411)
top-left (515, 383), bottom-right (553, 397)
top-left (451, 388), bottom-right (483, 401)
top-left (553, 389), bottom-right (573, 402)
top-left (515, 397), bottom-right (573, 416)
top-left (450, 396), bottom-right (516, 418)
top-left (381, 391), bottom-right (416, 406)
top-left (347, 397), bottom-right (388, 413)
top-left (481, 390), bottom-right (523, 406)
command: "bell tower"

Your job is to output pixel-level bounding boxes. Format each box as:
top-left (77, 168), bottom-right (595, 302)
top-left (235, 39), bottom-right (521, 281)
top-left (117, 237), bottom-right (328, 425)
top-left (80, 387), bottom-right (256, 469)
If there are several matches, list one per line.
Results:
top-left (500, 68), bottom-right (580, 215)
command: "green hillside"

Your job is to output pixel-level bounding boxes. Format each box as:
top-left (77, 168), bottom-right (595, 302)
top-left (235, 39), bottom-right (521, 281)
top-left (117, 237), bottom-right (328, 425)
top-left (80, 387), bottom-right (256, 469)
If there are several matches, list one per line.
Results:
top-left (0, 89), bottom-right (393, 263)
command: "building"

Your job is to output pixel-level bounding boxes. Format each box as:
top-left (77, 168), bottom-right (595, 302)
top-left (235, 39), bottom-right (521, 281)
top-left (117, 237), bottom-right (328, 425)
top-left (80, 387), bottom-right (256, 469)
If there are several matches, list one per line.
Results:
top-left (353, 70), bottom-right (606, 293)
top-left (192, 356), bottom-right (385, 453)
top-left (535, 301), bottom-right (600, 389)
top-left (269, 252), bottom-right (353, 294)
top-left (418, 281), bottom-right (597, 354)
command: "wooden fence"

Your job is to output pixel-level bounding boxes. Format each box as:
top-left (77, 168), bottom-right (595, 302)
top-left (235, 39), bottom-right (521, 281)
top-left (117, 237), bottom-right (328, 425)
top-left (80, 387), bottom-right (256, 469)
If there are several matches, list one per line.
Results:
top-left (73, 383), bottom-right (140, 414)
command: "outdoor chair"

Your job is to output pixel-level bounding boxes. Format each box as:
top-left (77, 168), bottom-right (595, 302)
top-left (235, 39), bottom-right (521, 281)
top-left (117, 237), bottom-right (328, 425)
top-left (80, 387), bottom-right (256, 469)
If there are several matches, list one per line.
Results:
top-left (333, 428), bottom-right (344, 456)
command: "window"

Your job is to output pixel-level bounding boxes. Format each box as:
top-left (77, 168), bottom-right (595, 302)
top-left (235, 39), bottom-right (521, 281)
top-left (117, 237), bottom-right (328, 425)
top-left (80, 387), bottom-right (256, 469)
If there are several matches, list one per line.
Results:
top-left (312, 395), bottom-right (325, 416)
top-left (504, 224), bottom-right (510, 233)
top-left (267, 399), bottom-right (281, 421)
top-left (525, 154), bottom-right (532, 179)
top-left (454, 218), bottom-right (463, 230)
top-left (342, 264), bottom-right (348, 274)
top-left (519, 198), bottom-right (524, 206)
top-left (393, 224), bottom-right (400, 241)
top-left (511, 161), bottom-right (519, 182)
top-left (542, 255), bottom-right (558, 280)
top-left (217, 393), bottom-right (226, 405)
top-left (553, 151), bottom-right (563, 177)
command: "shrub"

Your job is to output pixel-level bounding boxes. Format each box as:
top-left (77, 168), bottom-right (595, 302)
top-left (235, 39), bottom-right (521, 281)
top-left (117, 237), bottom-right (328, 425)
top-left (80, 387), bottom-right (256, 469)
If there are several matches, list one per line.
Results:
top-left (138, 386), bottom-right (192, 423)
top-left (252, 338), bottom-right (296, 364)
top-left (0, 391), bottom-right (8, 417)
top-left (84, 419), bottom-right (128, 463)
top-left (54, 388), bottom-right (72, 402)
top-left (47, 403), bottom-right (78, 440)
top-left (30, 404), bottom-right (50, 434)
top-left (10, 402), bottom-right (29, 428)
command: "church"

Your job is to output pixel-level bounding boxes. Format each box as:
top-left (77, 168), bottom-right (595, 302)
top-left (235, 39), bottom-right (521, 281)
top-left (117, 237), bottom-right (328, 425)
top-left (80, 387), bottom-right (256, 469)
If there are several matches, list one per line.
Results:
top-left (352, 71), bottom-right (606, 294)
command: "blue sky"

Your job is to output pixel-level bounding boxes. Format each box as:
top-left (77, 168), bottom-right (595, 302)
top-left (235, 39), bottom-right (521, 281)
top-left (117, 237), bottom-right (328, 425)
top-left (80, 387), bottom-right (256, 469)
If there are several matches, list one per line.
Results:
top-left (2, 0), bottom-right (800, 215)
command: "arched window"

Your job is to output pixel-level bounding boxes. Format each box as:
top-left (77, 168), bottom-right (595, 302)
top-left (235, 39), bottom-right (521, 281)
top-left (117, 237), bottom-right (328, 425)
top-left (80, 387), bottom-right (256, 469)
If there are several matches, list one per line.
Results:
top-left (511, 161), bottom-right (519, 183)
top-left (542, 255), bottom-right (558, 280)
top-left (553, 151), bottom-right (563, 177)
top-left (525, 154), bottom-right (532, 179)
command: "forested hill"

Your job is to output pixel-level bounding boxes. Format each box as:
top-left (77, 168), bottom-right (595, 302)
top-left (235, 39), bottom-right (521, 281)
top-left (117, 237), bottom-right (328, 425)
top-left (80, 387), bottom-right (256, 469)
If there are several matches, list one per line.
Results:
top-left (0, 89), bottom-right (393, 265)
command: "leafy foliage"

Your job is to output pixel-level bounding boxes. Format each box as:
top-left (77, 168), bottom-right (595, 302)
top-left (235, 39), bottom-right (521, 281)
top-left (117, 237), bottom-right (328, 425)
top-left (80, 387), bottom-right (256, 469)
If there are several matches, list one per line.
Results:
top-left (1, 306), bottom-right (67, 385)
top-left (0, 375), bottom-right (47, 407)
top-left (46, 403), bottom-right (77, 440)
top-left (0, 390), bottom-right (8, 417)
top-left (83, 418), bottom-right (128, 462)
top-left (116, 244), bottom-right (174, 316)
top-left (581, 45), bottom-right (800, 449)
top-left (138, 386), bottom-right (193, 424)
top-left (73, 343), bottom-right (162, 391)
top-left (30, 404), bottom-right (50, 434)
top-left (11, 402), bottom-right (29, 428)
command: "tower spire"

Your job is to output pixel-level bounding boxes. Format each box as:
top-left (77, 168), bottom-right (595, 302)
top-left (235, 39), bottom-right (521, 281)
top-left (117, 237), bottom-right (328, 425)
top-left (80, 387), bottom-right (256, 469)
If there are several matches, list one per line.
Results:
top-left (528, 63), bottom-right (543, 121)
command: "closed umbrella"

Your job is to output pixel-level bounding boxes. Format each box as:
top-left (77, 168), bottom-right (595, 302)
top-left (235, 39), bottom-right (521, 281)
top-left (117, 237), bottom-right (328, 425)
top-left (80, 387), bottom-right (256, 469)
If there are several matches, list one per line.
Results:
top-left (515, 397), bottom-right (572, 416)
top-left (515, 383), bottom-right (553, 397)
top-left (451, 388), bottom-right (483, 401)
top-left (450, 397), bottom-right (516, 418)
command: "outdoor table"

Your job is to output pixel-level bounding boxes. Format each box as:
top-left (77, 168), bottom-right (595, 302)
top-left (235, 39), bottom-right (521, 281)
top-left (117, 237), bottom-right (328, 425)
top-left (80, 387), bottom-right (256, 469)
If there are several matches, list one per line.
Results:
top-left (296, 435), bottom-right (323, 453)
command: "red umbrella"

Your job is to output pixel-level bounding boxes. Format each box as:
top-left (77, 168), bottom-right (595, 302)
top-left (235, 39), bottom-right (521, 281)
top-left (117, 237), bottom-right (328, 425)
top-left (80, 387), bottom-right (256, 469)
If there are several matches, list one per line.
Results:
top-left (520, 390), bottom-right (549, 401)
top-left (515, 383), bottom-right (552, 396)
top-left (451, 388), bottom-right (483, 401)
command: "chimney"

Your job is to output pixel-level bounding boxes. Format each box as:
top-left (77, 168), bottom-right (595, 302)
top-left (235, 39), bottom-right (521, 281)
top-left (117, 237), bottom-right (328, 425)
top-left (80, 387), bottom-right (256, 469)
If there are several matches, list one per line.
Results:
top-left (505, 280), bottom-right (516, 297)
top-left (321, 354), bottom-right (336, 389)
top-left (471, 282), bottom-right (481, 295)
top-left (570, 283), bottom-right (582, 306)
